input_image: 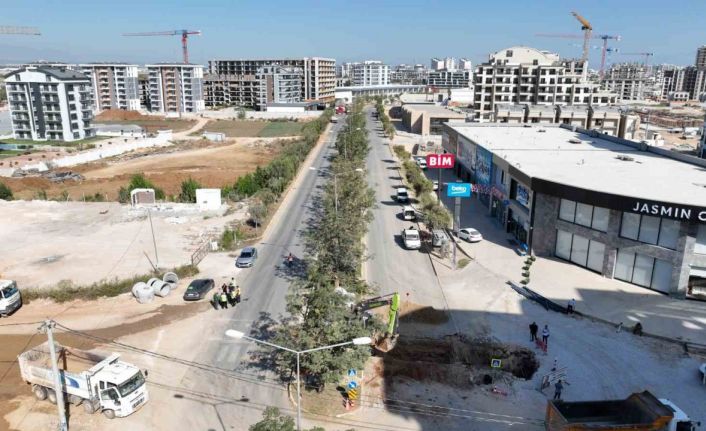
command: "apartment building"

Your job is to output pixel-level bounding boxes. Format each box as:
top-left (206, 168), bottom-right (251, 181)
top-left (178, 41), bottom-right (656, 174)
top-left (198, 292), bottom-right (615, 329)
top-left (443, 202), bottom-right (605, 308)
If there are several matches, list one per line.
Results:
top-left (205, 58), bottom-right (335, 109)
top-left (256, 65), bottom-right (304, 107)
top-left (428, 70), bottom-right (472, 88)
top-left (389, 64), bottom-right (428, 85)
top-left (79, 63), bottom-right (140, 112)
top-left (146, 64), bottom-right (204, 114)
top-left (601, 63), bottom-right (648, 101)
top-left (696, 46), bottom-right (706, 69)
top-left (351, 61), bottom-right (389, 86)
top-left (473, 46), bottom-right (615, 121)
top-left (5, 66), bottom-right (94, 142)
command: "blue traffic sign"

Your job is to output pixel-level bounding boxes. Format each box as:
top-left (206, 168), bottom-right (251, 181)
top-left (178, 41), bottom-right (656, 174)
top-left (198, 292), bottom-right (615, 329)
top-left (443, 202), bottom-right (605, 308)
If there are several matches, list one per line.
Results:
top-left (447, 183), bottom-right (472, 198)
top-left (348, 369), bottom-right (357, 377)
top-left (347, 381), bottom-right (358, 389)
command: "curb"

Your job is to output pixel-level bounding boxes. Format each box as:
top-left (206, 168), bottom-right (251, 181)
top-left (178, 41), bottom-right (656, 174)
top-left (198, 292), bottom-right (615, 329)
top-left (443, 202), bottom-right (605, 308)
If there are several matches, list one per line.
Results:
top-left (508, 280), bottom-right (706, 356)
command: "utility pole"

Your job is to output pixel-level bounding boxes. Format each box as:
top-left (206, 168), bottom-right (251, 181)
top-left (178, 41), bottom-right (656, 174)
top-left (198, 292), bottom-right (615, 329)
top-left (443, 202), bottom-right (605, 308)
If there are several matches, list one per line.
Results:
top-left (40, 320), bottom-right (68, 431)
top-left (452, 197), bottom-right (460, 270)
top-left (146, 208), bottom-right (159, 268)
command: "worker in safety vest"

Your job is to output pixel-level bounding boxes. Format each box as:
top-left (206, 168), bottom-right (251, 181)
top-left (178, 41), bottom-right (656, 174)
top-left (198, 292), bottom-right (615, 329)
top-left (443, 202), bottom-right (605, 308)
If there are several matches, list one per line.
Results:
top-left (212, 291), bottom-right (220, 310)
top-left (219, 290), bottom-right (228, 309)
top-left (228, 285), bottom-right (238, 306)
top-left (235, 286), bottom-right (242, 304)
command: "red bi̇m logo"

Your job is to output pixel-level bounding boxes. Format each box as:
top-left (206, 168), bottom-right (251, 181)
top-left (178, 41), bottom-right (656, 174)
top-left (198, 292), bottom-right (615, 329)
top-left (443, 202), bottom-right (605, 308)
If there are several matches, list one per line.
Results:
top-left (426, 153), bottom-right (455, 169)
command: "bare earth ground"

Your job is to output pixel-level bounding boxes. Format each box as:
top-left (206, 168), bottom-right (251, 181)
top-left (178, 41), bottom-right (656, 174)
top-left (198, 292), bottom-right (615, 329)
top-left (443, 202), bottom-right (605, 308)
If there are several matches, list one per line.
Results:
top-left (5, 138), bottom-right (287, 200)
top-left (0, 200), bottom-right (247, 289)
top-left (94, 111), bottom-right (196, 133)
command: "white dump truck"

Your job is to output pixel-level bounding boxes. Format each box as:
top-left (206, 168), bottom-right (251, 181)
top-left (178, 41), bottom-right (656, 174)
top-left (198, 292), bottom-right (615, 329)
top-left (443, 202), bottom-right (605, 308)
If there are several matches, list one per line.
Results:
top-left (18, 341), bottom-right (149, 419)
top-left (0, 279), bottom-right (22, 317)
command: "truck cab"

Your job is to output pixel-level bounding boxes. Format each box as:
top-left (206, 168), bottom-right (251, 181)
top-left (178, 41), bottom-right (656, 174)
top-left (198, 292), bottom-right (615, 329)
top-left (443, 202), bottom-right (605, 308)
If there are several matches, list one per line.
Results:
top-left (659, 398), bottom-right (700, 431)
top-left (92, 360), bottom-right (149, 418)
top-left (0, 280), bottom-right (22, 317)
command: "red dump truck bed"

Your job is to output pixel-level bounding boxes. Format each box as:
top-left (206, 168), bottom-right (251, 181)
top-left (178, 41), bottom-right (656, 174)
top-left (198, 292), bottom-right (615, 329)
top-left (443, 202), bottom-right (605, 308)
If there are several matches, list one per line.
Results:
top-left (545, 391), bottom-right (674, 431)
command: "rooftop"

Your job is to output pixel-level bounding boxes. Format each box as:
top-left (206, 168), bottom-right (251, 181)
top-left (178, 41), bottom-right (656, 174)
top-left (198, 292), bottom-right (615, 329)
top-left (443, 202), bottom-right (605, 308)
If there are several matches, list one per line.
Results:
top-left (446, 123), bottom-right (706, 207)
top-left (402, 104), bottom-right (467, 117)
top-left (5, 66), bottom-right (89, 81)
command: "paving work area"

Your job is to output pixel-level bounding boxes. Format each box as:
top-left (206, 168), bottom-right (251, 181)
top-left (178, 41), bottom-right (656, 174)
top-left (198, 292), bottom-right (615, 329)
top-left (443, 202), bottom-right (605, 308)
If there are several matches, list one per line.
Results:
top-left (0, 200), bottom-right (246, 289)
top-left (194, 119), bottom-right (304, 137)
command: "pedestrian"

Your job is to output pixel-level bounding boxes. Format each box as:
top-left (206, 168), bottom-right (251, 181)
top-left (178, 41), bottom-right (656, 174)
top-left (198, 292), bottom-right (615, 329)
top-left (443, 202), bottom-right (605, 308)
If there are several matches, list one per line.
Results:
top-left (529, 321), bottom-right (538, 342)
top-left (235, 286), bottom-right (241, 304)
top-left (228, 277), bottom-right (236, 290)
top-left (227, 284), bottom-right (236, 307)
top-left (212, 291), bottom-right (220, 310)
top-left (219, 290), bottom-right (228, 309)
top-left (567, 298), bottom-right (576, 314)
top-left (632, 322), bottom-right (643, 336)
top-left (616, 322), bottom-right (623, 333)
top-left (553, 380), bottom-right (564, 400)
top-left (221, 283), bottom-right (228, 294)
top-left (542, 325), bottom-right (550, 347)
top-left (287, 252), bottom-right (294, 268)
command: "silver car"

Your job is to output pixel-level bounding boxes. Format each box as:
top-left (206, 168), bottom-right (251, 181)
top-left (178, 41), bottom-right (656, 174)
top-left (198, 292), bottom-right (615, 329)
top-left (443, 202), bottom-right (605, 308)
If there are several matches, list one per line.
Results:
top-left (236, 246), bottom-right (258, 268)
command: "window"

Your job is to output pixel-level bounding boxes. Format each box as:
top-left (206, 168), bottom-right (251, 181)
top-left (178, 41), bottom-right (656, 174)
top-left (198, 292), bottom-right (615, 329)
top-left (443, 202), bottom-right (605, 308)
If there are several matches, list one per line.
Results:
top-left (555, 230), bottom-right (605, 273)
top-left (558, 199), bottom-right (608, 232)
top-left (556, 230), bottom-right (572, 260)
top-left (696, 225), bottom-right (706, 255)
top-left (615, 250), bottom-right (672, 293)
top-left (587, 241), bottom-right (605, 272)
top-left (620, 212), bottom-right (681, 250)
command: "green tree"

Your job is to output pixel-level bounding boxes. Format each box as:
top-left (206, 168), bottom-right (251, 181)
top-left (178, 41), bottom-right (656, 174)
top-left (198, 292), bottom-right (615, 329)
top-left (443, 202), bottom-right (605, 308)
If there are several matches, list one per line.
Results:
top-left (249, 199), bottom-right (268, 229)
top-left (178, 177), bottom-right (202, 203)
top-left (237, 108), bottom-right (247, 120)
top-left (118, 174), bottom-right (165, 203)
top-left (234, 173), bottom-right (259, 196)
top-left (249, 407), bottom-right (325, 431)
top-left (0, 182), bottom-right (13, 200)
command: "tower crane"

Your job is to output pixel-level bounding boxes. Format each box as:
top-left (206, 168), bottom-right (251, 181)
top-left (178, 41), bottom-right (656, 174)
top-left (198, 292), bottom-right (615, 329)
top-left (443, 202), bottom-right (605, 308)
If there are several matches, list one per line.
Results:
top-left (0, 26), bottom-right (41, 35)
top-left (123, 29), bottom-right (201, 64)
top-left (619, 52), bottom-right (654, 66)
top-left (571, 11), bottom-right (592, 63)
top-left (536, 32), bottom-right (621, 78)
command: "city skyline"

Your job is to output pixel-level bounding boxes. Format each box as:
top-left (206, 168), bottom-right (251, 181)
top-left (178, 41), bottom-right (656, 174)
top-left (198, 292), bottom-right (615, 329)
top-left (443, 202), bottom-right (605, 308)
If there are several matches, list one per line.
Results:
top-left (2, 0), bottom-right (706, 68)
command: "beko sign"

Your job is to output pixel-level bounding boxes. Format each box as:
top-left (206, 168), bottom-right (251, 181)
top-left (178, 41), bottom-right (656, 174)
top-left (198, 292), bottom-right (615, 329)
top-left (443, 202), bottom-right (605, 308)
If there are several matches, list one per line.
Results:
top-left (631, 201), bottom-right (706, 222)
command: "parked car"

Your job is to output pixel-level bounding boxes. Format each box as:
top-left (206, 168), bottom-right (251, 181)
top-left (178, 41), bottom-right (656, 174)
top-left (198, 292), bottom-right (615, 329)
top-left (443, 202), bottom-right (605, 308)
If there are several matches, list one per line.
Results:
top-left (431, 229), bottom-right (449, 247)
top-left (402, 205), bottom-right (416, 221)
top-left (183, 279), bottom-right (215, 301)
top-left (402, 228), bottom-right (422, 250)
top-left (416, 158), bottom-right (427, 170)
top-left (396, 187), bottom-right (409, 203)
top-left (458, 228), bottom-right (483, 243)
top-left (236, 246), bottom-right (258, 268)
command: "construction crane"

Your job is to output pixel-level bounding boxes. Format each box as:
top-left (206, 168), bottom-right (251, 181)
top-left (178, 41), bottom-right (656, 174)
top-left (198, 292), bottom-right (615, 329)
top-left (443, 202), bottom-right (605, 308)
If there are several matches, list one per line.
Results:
top-left (0, 26), bottom-right (41, 35)
top-left (619, 52), bottom-right (654, 66)
top-left (536, 32), bottom-right (621, 78)
top-left (354, 292), bottom-right (400, 352)
top-left (571, 11), bottom-right (593, 63)
top-left (122, 29), bottom-right (201, 64)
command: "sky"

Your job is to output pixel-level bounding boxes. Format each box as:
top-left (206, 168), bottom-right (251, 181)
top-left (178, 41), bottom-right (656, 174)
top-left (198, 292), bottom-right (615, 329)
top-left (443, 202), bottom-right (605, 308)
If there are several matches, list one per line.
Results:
top-left (2, 0), bottom-right (706, 69)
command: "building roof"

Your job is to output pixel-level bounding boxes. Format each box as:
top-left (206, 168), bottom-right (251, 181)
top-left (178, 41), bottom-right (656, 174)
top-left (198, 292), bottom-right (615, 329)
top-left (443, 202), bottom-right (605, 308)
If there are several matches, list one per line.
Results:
top-left (4, 66), bottom-right (89, 81)
top-left (446, 123), bottom-right (706, 208)
top-left (495, 104), bottom-right (525, 113)
top-left (335, 84), bottom-right (424, 91)
top-left (402, 104), bottom-right (467, 118)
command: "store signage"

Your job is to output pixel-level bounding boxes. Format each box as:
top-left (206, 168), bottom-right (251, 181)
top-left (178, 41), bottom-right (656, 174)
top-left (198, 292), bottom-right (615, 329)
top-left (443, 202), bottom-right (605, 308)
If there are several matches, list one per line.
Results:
top-left (516, 184), bottom-right (530, 208)
top-left (631, 201), bottom-right (706, 222)
top-left (475, 147), bottom-right (493, 186)
top-left (447, 183), bottom-right (472, 198)
top-left (426, 153), bottom-right (455, 168)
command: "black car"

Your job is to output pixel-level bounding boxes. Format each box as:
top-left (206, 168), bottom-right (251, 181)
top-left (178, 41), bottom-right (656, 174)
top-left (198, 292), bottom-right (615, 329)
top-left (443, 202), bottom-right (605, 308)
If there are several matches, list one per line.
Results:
top-left (183, 279), bottom-right (215, 301)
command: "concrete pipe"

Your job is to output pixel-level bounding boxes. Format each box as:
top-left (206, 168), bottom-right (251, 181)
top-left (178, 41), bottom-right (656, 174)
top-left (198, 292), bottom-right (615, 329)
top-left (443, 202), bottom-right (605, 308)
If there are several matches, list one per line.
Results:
top-left (132, 282), bottom-right (148, 298)
top-left (162, 272), bottom-right (179, 285)
top-left (133, 282), bottom-right (154, 304)
top-left (146, 278), bottom-right (161, 288)
top-left (153, 280), bottom-right (171, 297)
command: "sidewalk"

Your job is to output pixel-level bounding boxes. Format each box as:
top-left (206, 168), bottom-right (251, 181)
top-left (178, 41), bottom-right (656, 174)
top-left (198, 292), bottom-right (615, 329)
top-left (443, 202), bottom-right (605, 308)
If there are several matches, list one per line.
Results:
top-left (421, 158), bottom-right (706, 347)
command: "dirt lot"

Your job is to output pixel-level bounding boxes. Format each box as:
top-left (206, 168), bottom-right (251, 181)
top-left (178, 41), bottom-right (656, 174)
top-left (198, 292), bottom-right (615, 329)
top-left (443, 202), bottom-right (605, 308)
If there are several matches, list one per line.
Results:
top-left (196, 119), bottom-right (303, 137)
top-left (94, 111), bottom-right (196, 133)
top-left (5, 138), bottom-right (288, 200)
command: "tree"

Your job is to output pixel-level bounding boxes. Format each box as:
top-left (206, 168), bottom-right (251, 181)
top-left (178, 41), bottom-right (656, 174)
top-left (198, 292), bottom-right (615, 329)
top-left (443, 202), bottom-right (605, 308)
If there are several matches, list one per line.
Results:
top-left (118, 174), bottom-right (165, 203)
top-left (249, 407), bottom-right (325, 431)
top-left (237, 108), bottom-right (247, 120)
top-left (249, 199), bottom-right (268, 229)
top-left (0, 182), bottom-right (13, 200)
top-left (178, 177), bottom-right (202, 203)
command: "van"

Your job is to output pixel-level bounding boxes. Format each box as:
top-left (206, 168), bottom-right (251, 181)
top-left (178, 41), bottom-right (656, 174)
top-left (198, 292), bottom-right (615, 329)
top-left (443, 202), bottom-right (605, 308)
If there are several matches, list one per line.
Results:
top-left (0, 280), bottom-right (22, 317)
top-left (396, 187), bottom-right (409, 203)
top-left (402, 206), bottom-right (416, 221)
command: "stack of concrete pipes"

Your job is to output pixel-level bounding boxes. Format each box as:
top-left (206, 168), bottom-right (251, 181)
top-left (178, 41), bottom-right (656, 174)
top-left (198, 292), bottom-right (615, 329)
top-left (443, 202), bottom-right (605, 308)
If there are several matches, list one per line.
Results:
top-left (132, 272), bottom-right (179, 303)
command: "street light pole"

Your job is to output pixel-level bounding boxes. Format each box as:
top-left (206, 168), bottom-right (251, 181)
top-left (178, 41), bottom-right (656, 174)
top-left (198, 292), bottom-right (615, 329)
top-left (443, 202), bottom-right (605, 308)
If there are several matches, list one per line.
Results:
top-left (41, 320), bottom-right (68, 431)
top-left (225, 330), bottom-right (372, 431)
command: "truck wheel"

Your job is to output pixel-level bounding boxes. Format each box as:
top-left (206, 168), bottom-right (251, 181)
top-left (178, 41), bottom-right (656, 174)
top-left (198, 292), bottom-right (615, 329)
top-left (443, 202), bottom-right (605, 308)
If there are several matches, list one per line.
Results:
top-left (68, 394), bottom-right (82, 405)
top-left (32, 385), bottom-right (47, 401)
top-left (46, 389), bottom-right (57, 404)
top-left (102, 409), bottom-right (116, 419)
top-left (83, 401), bottom-right (96, 414)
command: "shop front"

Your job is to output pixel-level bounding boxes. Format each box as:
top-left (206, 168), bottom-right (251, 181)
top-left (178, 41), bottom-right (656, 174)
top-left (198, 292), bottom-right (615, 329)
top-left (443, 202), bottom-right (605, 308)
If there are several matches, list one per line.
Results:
top-left (490, 187), bottom-right (508, 226)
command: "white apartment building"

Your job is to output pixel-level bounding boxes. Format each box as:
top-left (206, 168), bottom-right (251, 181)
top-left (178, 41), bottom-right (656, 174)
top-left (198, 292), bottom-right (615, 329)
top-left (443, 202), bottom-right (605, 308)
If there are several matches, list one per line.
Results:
top-left (257, 65), bottom-right (303, 107)
top-left (428, 70), bottom-right (472, 88)
top-left (5, 66), bottom-right (94, 142)
top-left (79, 63), bottom-right (140, 112)
top-left (458, 58), bottom-right (473, 70)
top-left (304, 57), bottom-right (336, 102)
top-left (473, 46), bottom-right (615, 121)
top-left (146, 63), bottom-right (204, 114)
top-left (351, 61), bottom-right (389, 86)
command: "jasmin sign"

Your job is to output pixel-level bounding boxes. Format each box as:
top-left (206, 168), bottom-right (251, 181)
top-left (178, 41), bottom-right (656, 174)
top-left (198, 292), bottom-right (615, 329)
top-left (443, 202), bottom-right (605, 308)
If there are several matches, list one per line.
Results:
top-left (631, 201), bottom-right (706, 222)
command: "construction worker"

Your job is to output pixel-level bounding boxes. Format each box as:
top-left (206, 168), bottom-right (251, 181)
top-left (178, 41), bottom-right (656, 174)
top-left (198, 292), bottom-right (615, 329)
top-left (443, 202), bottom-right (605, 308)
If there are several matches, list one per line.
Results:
top-left (219, 290), bottom-right (228, 309)
top-left (212, 291), bottom-right (220, 310)
top-left (287, 253), bottom-right (294, 268)
top-left (228, 277), bottom-right (236, 290)
top-left (228, 285), bottom-right (237, 306)
top-left (235, 286), bottom-right (241, 304)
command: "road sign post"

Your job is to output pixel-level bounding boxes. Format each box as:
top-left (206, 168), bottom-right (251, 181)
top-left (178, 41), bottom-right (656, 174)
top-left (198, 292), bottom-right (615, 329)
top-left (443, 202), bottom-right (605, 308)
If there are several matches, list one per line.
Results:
top-left (447, 183), bottom-right (472, 270)
top-left (427, 153), bottom-right (455, 203)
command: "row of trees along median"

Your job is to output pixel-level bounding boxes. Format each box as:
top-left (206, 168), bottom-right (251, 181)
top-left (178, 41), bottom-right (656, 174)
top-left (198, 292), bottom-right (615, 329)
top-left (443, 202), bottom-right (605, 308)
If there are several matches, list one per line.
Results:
top-left (393, 144), bottom-right (451, 230)
top-left (265, 100), bottom-right (382, 389)
top-left (375, 97), bottom-right (396, 140)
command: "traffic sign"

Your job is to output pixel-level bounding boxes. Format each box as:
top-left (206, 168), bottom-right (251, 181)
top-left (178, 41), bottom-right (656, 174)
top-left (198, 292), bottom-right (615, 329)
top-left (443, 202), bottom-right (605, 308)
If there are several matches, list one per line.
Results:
top-left (426, 153), bottom-right (455, 169)
top-left (347, 380), bottom-right (358, 389)
top-left (348, 369), bottom-right (356, 378)
top-left (347, 388), bottom-right (358, 400)
top-left (491, 358), bottom-right (502, 368)
top-left (447, 183), bottom-right (472, 198)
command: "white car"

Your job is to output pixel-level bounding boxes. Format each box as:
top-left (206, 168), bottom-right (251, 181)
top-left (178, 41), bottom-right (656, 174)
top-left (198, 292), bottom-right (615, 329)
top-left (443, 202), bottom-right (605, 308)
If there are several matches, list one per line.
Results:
top-left (416, 158), bottom-right (427, 170)
top-left (402, 205), bottom-right (416, 221)
top-left (458, 228), bottom-right (483, 243)
top-left (396, 187), bottom-right (409, 202)
top-left (402, 228), bottom-right (422, 250)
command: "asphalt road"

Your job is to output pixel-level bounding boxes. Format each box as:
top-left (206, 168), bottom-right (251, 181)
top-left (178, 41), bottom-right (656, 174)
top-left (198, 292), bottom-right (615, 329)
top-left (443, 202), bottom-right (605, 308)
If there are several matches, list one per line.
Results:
top-left (167, 121), bottom-right (344, 430)
top-left (363, 107), bottom-right (449, 310)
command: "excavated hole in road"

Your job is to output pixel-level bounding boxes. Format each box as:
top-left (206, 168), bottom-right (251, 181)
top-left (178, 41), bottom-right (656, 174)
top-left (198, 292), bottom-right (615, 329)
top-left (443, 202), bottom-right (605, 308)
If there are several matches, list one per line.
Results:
top-left (378, 335), bottom-right (539, 388)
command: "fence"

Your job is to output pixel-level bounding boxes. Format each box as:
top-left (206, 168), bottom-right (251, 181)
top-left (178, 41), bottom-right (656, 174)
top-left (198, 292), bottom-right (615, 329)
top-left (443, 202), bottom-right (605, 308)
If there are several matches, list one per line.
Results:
top-left (191, 236), bottom-right (213, 266)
